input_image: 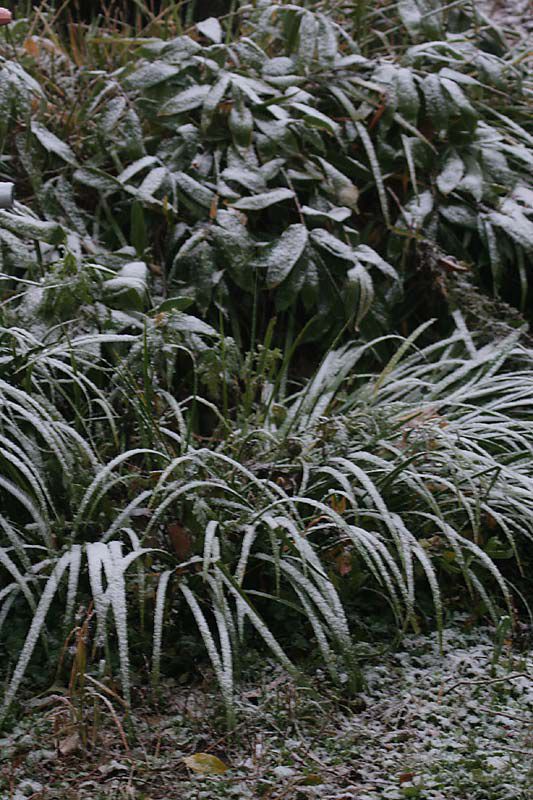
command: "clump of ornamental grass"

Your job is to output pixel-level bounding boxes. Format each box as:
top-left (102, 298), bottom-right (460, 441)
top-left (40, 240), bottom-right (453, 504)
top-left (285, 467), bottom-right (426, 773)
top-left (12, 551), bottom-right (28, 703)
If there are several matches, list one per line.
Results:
top-left (2, 317), bottom-right (533, 723)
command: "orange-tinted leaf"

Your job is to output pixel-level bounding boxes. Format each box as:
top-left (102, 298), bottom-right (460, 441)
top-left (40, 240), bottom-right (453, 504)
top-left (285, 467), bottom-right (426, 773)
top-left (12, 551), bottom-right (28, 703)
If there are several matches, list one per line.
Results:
top-left (209, 194), bottom-right (219, 220)
top-left (167, 522), bottom-right (193, 560)
top-left (399, 772), bottom-right (416, 784)
top-left (486, 513), bottom-right (498, 530)
top-left (24, 37), bottom-right (40, 58)
top-left (335, 551), bottom-right (352, 576)
top-left (330, 494), bottom-right (347, 515)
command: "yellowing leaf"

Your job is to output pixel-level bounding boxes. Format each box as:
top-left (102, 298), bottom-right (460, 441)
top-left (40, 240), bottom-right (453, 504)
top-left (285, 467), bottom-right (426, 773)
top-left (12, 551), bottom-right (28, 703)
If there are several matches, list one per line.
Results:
top-left (299, 773), bottom-right (323, 786)
top-left (183, 753), bottom-right (229, 775)
top-left (330, 494), bottom-right (347, 515)
top-left (24, 37), bottom-right (40, 58)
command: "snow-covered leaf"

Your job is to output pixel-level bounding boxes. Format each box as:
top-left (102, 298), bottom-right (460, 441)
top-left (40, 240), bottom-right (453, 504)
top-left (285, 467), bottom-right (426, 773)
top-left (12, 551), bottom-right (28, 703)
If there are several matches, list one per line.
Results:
top-left (159, 84), bottom-right (211, 116)
top-left (105, 261), bottom-right (148, 304)
top-left (437, 150), bottom-right (465, 195)
top-left (231, 188), bottom-right (294, 211)
top-left (301, 205), bottom-right (352, 223)
top-left (0, 211), bottom-right (66, 244)
top-left (175, 171), bottom-right (215, 208)
top-left (31, 122), bottom-right (77, 166)
top-left (260, 224), bottom-right (308, 288)
top-left (310, 229), bottom-right (356, 261)
top-left (197, 17), bottom-right (223, 44)
top-left (291, 102), bottom-right (339, 134)
top-left (124, 61), bottom-right (180, 90)
top-left (355, 245), bottom-right (398, 280)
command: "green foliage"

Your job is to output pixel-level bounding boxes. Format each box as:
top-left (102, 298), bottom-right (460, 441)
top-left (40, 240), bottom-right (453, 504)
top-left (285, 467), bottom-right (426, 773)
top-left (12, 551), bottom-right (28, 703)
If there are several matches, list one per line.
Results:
top-left (2, 0), bottom-right (530, 343)
top-left (2, 319), bottom-right (533, 719)
top-left (0, 0), bottom-right (532, 722)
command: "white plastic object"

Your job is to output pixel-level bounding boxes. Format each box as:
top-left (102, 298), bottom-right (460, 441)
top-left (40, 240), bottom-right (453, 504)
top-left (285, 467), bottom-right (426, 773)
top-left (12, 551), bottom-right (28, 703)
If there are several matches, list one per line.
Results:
top-left (0, 182), bottom-right (14, 209)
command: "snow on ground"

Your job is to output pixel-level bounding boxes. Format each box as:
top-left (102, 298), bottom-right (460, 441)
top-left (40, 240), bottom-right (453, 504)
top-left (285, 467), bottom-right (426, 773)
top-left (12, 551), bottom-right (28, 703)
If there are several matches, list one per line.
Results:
top-left (480, 0), bottom-right (532, 36)
top-left (1, 622), bottom-right (531, 799)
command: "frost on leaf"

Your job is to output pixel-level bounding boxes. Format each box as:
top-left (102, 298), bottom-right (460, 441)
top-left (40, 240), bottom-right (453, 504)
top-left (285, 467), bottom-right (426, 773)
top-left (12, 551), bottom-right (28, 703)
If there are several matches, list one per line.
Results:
top-left (398, 0), bottom-right (422, 35)
top-left (124, 61), bottom-right (180, 90)
top-left (197, 17), bottom-right (223, 44)
top-left (437, 151), bottom-right (465, 195)
top-left (231, 188), bottom-right (295, 211)
top-left (259, 224), bottom-right (309, 288)
top-left (401, 190), bottom-right (434, 229)
top-left (31, 122), bottom-right (77, 166)
top-left (159, 85), bottom-right (211, 116)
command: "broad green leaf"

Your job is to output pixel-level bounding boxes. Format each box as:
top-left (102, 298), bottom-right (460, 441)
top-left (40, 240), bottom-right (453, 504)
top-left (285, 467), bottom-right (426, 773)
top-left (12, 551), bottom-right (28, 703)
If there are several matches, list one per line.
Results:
top-left (0, 211), bottom-right (65, 244)
top-left (105, 261), bottom-right (148, 306)
top-left (437, 150), bottom-right (465, 195)
top-left (197, 17), bottom-right (223, 44)
top-left (124, 61), bottom-right (180, 90)
top-left (261, 224), bottom-right (308, 288)
top-left (211, 213), bottom-right (255, 291)
top-left (74, 167), bottom-right (121, 194)
top-left (136, 167), bottom-right (168, 201)
top-left (231, 188), bottom-right (294, 211)
top-left (156, 296), bottom-right (194, 313)
top-left (310, 229), bottom-right (356, 261)
top-left (440, 78), bottom-right (475, 119)
top-left (99, 96), bottom-right (127, 134)
top-left (229, 92), bottom-right (254, 148)
top-left (401, 190), bottom-right (434, 229)
top-left (301, 205), bottom-right (352, 223)
top-left (318, 158), bottom-right (359, 211)
top-left (175, 171), bottom-right (215, 208)
top-left (440, 68), bottom-right (480, 87)
top-left (440, 204), bottom-right (477, 229)
top-left (275, 256), bottom-right (308, 311)
top-left (346, 262), bottom-right (374, 327)
top-left (131, 200), bottom-right (147, 256)
top-left (457, 156), bottom-right (483, 202)
top-left (118, 156), bottom-right (159, 185)
top-left (396, 68), bottom-right (419, 124)
top-left (117, 107), bottom-right (145, 159)
top-left (291, 102), bottom-right (339, 134)
top-left (489, 207), bottom-right (533, 252)
top-left (222, 167), bottom-right (265, 193)
top-left (398, 0), bottom-right (422, 36)
top-left (31, 122), bottom-right (77, 166)
top-left (297, 11), bottom-right (318, 67)
top-left (231, 74), bottom-right (275, 103)
top-left (316, 15), bottom-right (338, 65)
top-left (159, 85), bottom-right (211, 116)
top-left (422, 74), bottom-right (450, 129)
top-left (201, 72), bottom-right (231, 130)
top-left (355, 245), bottom-right (398, 280)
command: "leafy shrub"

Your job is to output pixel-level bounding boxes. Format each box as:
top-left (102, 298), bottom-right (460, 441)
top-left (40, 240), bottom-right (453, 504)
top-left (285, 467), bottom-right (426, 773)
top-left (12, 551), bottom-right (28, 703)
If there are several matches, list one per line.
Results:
top-left (2, 0), bottom-right (531, 346)
top-left (1, 0), bottom-right (532, 724)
